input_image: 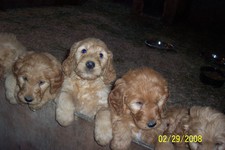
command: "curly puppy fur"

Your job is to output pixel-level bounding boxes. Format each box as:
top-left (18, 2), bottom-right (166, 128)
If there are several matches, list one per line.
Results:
top-left (0, 33), bottom-right (26, 78)
top-left (55, 38), bottom-right (116, 145)
top-left (109, 67), bottom-right (169, 150)
top-left (5, 51), bottom-right (63, 110)
top-left (186, 106), bottom-right (225, 150)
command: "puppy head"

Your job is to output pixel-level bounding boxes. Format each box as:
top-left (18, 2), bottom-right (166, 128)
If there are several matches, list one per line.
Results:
top-left (63, 38), bottom-right (116, 83)
top-left (186, 106), bottom-right (225, 150)
top-left (109, 67), bottom-right (169, 130)
top-left (14, 52), bottom-right (63, 106)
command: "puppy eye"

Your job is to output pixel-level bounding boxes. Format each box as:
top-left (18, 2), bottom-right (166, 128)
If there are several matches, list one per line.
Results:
top-left (99, 53), bottom-right (103, 58)
top-left (23, 76), bottom-right (28, 81)
top-left (81, 49), bottom-right (87, 54)
top-left (135, 101), bottom-right (143, 106)
top-left (130, 101), bottom-right (143, 110)
top-left (39, 80), bottom-right (45, 86)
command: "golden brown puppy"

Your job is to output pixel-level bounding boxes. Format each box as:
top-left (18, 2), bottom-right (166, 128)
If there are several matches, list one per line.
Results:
top-left (0, 33), bottom-right (26, 78)
top-left (5, 51), bottom-right (63, 111)
top-left (186, 106), bottom-right (225, 150)
top-left (109, 67), bottom-right (169, 150)
top-left (55, 38), bottom-right (116, 145)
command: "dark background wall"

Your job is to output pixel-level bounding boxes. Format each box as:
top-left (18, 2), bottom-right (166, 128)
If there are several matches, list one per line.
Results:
top-left (1, 0), bottom-right (225, 26)
top-left (188, 0), bottom-right (225, 25)
top-left (0, 0), bottom-right (86, 9)
top-left (113, 0), bottom-right (225, 26)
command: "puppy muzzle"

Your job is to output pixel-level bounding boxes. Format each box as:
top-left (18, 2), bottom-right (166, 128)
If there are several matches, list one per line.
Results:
top-left (86, 61), bottom-right (95, 69)
top-left (147, 120), bottom-right (157, 128)
top-left (24, 95), bottom-right (33, 103)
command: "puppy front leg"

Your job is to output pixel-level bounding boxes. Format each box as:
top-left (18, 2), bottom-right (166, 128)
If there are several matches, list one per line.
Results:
top-left (111, 120), bottom-right (132, 150)
top-left (94, 107), bottom-right (112, 146)
top-left (5, 74), bottom-right (18, 104)
top-left (55, 91), bottom-right (75, 126)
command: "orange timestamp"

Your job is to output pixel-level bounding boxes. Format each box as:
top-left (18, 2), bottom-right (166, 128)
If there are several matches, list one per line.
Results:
top-left (158, 135), bottom-right (202, 143)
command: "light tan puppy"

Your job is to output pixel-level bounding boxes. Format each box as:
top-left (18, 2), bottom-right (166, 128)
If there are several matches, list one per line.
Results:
top-left (0, 33), bottom-right (26, 78)
top-left (109, 67), bottom-right (169, 150)
top-left (5, 51), bottom-right (63, 110)
top-left (186, 106), bottom-right (225, 150)
top-left (55, 38), bottom-right (116, 144)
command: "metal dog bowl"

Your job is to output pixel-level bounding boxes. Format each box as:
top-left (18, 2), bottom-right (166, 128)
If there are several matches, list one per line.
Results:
top-left (145, 39), bottom-right (175, 52)
top-left (199, 66), bottom-right (225, 88)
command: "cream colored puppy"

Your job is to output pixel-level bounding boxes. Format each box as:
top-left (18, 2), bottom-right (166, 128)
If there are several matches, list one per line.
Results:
top-left (55, 38), bottom-right (116, 145)
top-left (5, 52), bottom-right (63, 110)
top-left (186, 106), bottom-right (225, 150)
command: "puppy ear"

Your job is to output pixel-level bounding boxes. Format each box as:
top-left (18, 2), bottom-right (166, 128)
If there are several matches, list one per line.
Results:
top-left (44, 54), bottom-right (64, 94)
top-left (109, 78), bottom-right (126, 115)
top-left (157, 84), bottom-right (169, 113)
top-left (13, 56), bottom-right (22, 76)
top-left (13, 53), bottom-right (24, 88)
top-left (62, 42), bottom-right (80, 76)
top-left (62, 50), bottom-right (75, 76)
top-left (102, 51), bottom-right (116, 85)
top-left (13, 51), bottom-right (33, 75)
top-left (49, 69), bottom-right (63, 94)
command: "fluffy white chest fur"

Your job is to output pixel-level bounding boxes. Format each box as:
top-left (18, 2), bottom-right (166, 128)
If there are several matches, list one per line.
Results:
top-left (62, 76), bottom-right (110, 119)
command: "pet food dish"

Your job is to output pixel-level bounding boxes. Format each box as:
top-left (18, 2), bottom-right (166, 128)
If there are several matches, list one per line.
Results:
top-left (145, 39), bottom-right (175, 51)
top-left (200, 66), bottom-right (225, 88)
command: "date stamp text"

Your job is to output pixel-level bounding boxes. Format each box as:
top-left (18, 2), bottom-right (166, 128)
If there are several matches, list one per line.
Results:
top-left (158, 135), bottom-right (202, 143)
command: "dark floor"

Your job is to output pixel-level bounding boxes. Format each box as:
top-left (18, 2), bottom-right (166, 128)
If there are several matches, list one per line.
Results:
top-left (0, 82), bottom-right (149, 150)
top-left (0, 0), bottom-right (224, 149)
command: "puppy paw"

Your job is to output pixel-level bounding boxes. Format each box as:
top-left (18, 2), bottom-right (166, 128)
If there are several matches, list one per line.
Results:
top-left (5, 92), bottom-right (18, 104)
top-left (110, 121), bottom-right (132, 150)
top-left (56, 105), bottom-right (75, 126)
top-left (8, 98), bottom-right (18, 104)
top-left (94, 108), bottom-right (112, 146)
top-left (95, 126), bottom-right (112, 146)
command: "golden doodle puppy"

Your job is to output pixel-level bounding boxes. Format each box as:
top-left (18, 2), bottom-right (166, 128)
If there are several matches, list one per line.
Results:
top-left (109, 67), bottom-right (169, 150)
top-left (186, 106), bottom-right (225, 150)
top-left (55, 38), bottom-right (116, 145)
top-left (0, 33), bottom-right (26, 78)
top-left (5, 51), bottom-right (63, 111)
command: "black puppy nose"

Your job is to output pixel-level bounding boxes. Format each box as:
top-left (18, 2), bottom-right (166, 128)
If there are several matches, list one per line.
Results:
top-left (86, 61), bottom-right (95, 69)
top-left (24, 96), bottom-right (33, 103)
top-left (147, 120), bottom-right (157, 128)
